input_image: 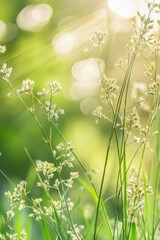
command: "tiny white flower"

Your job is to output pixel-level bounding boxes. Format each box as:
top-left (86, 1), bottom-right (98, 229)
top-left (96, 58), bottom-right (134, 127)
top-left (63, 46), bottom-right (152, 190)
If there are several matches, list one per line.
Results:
top-left (7, 210), bottom-right (15, 221)
top-left (0, 45), bottom-right (6, 53)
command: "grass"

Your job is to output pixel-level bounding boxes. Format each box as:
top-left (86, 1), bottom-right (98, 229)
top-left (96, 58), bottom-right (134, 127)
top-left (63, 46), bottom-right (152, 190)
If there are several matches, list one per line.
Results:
top-left (0, 1), bottom-right (160, 239)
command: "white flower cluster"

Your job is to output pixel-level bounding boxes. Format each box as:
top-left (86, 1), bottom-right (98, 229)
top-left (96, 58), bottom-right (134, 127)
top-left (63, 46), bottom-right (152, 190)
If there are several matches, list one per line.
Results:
top-left (0, 45), bottom-right (6, 54)
top-left (5, 181), bottom-right (27, 215)
top-left (0, 229), bottom-right (27, 240)
top-left (127, 167), bottom-right (152, 224)
top-left (17, 79), bottom-right (34, 94)
top-left (0, 63), bottom-right (12, 82)
top-left (90, 30), bottom-right (107, 48)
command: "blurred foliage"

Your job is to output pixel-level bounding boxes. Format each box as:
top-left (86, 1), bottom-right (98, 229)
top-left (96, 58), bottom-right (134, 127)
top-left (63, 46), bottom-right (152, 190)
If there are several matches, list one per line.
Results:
top-left (0, 0), bottom-right (149, 191)
top-left (0, 0), bottom-right (109, 182)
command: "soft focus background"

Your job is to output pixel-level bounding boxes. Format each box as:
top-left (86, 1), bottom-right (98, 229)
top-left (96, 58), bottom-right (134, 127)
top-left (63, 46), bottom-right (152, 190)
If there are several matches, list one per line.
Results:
top-left (0, 0), bottom-right (153, 193)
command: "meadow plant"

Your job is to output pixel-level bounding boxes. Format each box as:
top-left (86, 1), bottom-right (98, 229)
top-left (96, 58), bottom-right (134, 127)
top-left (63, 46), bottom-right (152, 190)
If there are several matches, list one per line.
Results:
top-left (0, 1), bottom-right (160, 239)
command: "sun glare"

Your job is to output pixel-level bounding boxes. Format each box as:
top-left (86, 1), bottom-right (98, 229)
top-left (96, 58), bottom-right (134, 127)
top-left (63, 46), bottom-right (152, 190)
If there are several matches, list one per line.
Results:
top-left (108, 0), bottom-right (159, 19)
top-left (108, 0), bottom-right (137, 19)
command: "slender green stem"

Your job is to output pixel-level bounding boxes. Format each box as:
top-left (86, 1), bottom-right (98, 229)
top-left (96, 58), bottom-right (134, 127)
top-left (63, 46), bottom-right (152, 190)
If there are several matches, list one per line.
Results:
top-left (5, 82), bottom-right (80, 239)
top-left (24, 148), bottom-right (67, 239)
top-left (93, 37), bottom-right (141, 237)
top-left (33, 94), bottom-right (99, 198)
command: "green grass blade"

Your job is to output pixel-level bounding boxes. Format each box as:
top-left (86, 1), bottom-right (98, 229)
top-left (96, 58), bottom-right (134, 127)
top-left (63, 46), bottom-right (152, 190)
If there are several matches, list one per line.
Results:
top-left (129, 223), bottom-right (137, 240)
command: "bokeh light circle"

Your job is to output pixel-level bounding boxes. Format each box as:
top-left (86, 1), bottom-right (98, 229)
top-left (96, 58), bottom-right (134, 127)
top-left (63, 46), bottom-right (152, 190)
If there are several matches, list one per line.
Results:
top-left (0, 21), bottom-right (7, 40)
top-left (70, 58), bottom-right (105, 100)
top-left (52, 32), bottom-right (79, 58)
top-left (72, 58), bottom-right (105, 83)
top-left (80, 98), bottom-right (98, 115)
top-left (16, 4), bottom-right (53, 32)
top-left (0, 21), bottom-right (18, 42)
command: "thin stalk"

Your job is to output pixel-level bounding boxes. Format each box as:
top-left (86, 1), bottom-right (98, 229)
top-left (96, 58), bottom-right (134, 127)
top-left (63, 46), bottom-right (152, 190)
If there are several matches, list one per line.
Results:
top-left (0, 170), bottom-right (15, 187)
top-left (120, 51), bottom-right (138, 239)
top-left (33, 94), bottom-right (99, 198)
top-left (151, 107), bottom-right (160, 238)
top-left (0, 168), bottom-right (63, 240)
top-left (150, 34), bottom-right (160, 238)
top-left (93, 7), bottom-right (156, 231)
top-left (24, 148), bottom-right (68, 239)
top-left (6, 82), bottom-right (80, 240)
top-left (152, 218), bottom-right (160, 239)
top-left (119, 5), bottom-right (158, 238)
top-left (93, 46), bottom-right (138, 239)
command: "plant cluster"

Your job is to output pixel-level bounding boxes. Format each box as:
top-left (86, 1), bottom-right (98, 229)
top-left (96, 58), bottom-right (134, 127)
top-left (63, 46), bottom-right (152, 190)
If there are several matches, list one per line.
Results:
top-left (0, 1), bottom-right (160, 239)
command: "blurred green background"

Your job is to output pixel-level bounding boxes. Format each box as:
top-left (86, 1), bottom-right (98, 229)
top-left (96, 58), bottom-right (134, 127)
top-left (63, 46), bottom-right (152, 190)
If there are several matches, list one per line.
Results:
top-left (0, 0), bottom-right (153, 193)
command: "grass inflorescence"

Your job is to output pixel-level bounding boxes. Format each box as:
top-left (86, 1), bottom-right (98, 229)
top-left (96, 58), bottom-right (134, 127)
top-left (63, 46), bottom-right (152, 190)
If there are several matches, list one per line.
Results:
top-left (0, 1), bottom-right (160, 239)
